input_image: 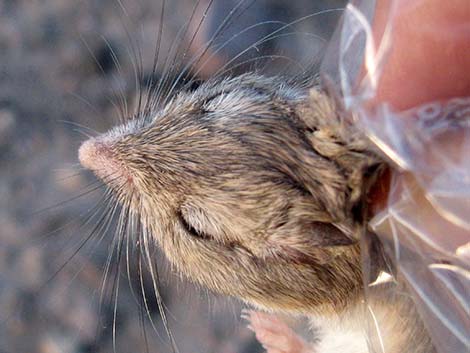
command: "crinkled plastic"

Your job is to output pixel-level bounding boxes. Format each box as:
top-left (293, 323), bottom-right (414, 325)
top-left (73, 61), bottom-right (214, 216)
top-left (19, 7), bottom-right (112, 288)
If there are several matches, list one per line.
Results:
top-left (322, 1), bottom-right (470, 352)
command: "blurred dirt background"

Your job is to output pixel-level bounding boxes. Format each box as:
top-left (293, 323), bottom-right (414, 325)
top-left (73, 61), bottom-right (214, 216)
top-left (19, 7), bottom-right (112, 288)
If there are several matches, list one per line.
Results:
top-left (0, 1), bottom-right (346, 352)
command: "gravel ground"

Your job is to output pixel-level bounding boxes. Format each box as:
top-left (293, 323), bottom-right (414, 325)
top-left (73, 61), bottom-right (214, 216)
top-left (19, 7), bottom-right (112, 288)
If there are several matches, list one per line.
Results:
top-left (0, 1), bottom-right (345, 352)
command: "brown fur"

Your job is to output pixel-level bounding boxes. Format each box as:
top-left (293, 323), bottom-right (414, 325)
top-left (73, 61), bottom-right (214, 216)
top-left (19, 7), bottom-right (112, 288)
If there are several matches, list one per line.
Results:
top-left (79, 73), bottom-right (432, 352)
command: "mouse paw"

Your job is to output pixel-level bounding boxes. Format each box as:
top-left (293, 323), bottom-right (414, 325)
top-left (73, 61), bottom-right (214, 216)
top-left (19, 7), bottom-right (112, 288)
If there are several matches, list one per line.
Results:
top-left (242, 310), bottom-right (312, 353)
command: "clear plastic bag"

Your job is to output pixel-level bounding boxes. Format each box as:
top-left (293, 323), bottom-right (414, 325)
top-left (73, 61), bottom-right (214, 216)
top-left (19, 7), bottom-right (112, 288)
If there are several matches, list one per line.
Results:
top-left (322, 1), bottom-right (470, 352)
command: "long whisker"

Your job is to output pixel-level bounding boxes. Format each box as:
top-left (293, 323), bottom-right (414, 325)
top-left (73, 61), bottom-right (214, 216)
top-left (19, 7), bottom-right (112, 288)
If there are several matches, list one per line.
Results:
top-left (185, 0), bottom-right (258, 76)
top-left (138, 238), bottom-right (168, 345)
top-left (148, 17), bottom-right (189, 113)
top-left (211, 31), bottom-right (325, 79)
top-left (164, 19), bottom-right (286, 105)
top-left (30, 179), bottom-right (107, 216)
top-left (99, 186), bottom-right (128, 307)
top-left (111, 199), bottom-right (130, 353)
top-left (64, 91), bottom-right (103, 118)
top-left (0, 188), bottom-right (116, 331)
top-left (51, 170), bottom-right (84, 184)
top-left (100, 34), bottom-right (130, 121)
top-left (212, 9), bottom-right (342, 78)
top-left (215, 54), bottom-right (307, 79)
top-left (142, 0), bottom-right (167, 119)
top-left (148, 0), bottom-right (218, 113)
top-left (79, 34), bottom-right (127, 122)
top-left (34, 190), bottom-right (114, 264)
top-left (146, 0), bottom-right (214, 113)
top-left (137, 256), bottom-right (152, 353)
top-left (59, 119), bottom-right (101, 136)
top-left (154, 0), bottom-right (256, 110)
top-left (142, 226), bottom-right (179, 353)
top-left (95, 193), bottom-right (128, 345)
top-left (115, 0), bottom-right (144, 122)
top-left (36, 190), bottom-right (116, 296)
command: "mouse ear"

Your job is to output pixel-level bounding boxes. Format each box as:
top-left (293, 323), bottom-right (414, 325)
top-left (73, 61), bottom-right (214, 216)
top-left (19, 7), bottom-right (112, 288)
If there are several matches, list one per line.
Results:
top-left (305, 221), bottom-right (355, 247)
top-left (265, 217), bottom-right (356, 265)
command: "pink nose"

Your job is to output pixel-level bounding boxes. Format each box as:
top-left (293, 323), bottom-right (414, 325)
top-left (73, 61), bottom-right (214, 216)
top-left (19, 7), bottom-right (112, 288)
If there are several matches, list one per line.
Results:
top-left (78, 138), bottom-right (115, 176)
top-left (78, 138), bottom-right (132, 185)
top-left (78, 139), bottom-right (100, 171)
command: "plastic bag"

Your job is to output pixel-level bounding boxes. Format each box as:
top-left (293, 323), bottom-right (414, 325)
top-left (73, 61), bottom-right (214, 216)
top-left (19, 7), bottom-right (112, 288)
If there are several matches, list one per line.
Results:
top-left (322, 1), bottom-right (470, 352)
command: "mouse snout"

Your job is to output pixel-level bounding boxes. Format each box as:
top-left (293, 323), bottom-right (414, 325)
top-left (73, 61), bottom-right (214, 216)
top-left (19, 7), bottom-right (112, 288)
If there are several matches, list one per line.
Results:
top-left (79, 138), bottom-right (130, 184)
top-left (78, 138), bottom-right (104, 172)
top-left (78, 139), bottom-right (98, 170)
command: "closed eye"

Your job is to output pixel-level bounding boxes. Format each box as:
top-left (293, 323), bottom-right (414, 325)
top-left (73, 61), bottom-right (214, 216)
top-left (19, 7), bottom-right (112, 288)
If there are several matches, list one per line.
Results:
top-left (178, 208), bottom-right (255, 256)
top-left (177, 210), bottom-right (214, 241)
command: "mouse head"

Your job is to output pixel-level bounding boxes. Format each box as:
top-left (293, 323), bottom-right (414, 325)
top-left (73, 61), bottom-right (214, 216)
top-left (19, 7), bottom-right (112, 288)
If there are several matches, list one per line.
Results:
top-left (79, 74), bottom-right (363, 313)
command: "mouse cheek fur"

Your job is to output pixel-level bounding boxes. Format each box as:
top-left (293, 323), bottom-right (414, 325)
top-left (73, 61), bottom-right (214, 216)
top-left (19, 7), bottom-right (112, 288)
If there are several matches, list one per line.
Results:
top-left (149, 217), bottom-right (363, 314)
top-left (131, 184), bottom-right (363, 312)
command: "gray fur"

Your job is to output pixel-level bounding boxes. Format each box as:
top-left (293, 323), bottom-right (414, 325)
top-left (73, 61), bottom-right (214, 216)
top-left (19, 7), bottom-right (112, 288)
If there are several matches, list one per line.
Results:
top-left (79, 73), bottom-right (433, 352)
